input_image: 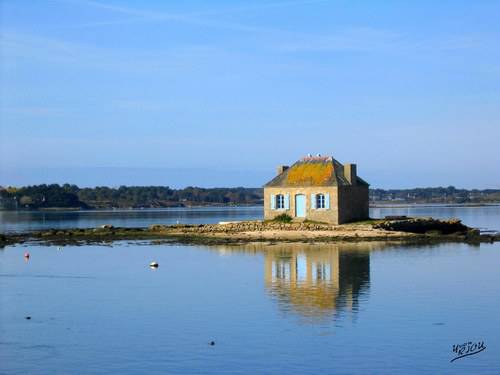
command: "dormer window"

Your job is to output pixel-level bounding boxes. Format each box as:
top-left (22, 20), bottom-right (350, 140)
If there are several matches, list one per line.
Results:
top-left (316, 193), bottom-right (325, 209)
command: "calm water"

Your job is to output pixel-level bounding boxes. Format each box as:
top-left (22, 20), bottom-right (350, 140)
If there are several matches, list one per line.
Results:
top-left (1, 206), bottom-right (500, 374)
top-left (0, 207), bottom-right (263, 234)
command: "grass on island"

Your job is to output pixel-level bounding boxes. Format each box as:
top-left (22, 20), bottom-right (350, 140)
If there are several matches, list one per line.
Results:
top-left (271, 213), bottom-right (293, 223)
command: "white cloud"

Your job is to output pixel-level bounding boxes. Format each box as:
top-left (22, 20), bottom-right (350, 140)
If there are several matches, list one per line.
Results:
top-left (57, 0), bottom-right (329, 33)
top-left (0, 31), bottom-right (224, 73)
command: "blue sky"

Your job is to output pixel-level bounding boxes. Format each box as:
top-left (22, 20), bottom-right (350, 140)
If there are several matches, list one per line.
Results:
top-left (1, 0), bottom-right (499, 188)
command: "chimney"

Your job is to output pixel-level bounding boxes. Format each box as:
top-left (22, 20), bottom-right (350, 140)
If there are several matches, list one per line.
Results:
top-left (277, 165), bottom-right (289, 175)
top-left (344, 163), bottom-right (357, 185)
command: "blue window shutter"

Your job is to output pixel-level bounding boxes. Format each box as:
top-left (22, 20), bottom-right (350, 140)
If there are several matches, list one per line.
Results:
top-left (311, 193), bottom-right (316, 209)
top-left (271, 194), bottom-right (276, 209)
top-left (325, 193), bottom-right (330, 209)
top-left (284, 194), bottom-right (290, 209)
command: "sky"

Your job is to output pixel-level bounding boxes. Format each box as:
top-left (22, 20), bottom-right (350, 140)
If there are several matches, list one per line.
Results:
top-left (1, 0), bottom-right (499, 189)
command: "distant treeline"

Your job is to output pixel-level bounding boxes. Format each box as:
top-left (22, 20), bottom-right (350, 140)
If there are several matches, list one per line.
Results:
top-left (0, 184), bottom-right (499, 210)
top-left (370, 186), bottom-right (500, 204)
top-left (0, 184), bottom-right (263, 209)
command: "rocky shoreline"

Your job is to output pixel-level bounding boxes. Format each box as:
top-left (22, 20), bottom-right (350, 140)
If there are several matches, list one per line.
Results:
top-left (1, 217), bottom-right (499, 247)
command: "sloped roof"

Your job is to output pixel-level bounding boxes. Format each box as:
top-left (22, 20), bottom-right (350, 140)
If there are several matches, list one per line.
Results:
top-left (264, 156), bottom-right (369, 187)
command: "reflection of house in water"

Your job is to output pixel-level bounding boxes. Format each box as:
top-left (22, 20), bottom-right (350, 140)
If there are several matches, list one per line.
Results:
top-left (264, 245), bottom-right (370, 320)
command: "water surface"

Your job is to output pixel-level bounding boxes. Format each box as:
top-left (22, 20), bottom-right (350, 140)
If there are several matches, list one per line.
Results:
top-left (1, 206), bottom-right (499, 374)
top-left (0, 206), bottom-right (262, 233)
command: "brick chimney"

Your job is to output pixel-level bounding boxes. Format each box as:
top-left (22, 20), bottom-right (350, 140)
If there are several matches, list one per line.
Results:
top-left (277, 165), bottom-right (289, 175)
top-left (344, 163), bottom-right (357, 185)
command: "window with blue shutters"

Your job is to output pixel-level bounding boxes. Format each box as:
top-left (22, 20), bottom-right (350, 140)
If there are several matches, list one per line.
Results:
top-left (316, 193), bottom-right (325, 209)
top-left (276, 194), bottom-right (285, 209)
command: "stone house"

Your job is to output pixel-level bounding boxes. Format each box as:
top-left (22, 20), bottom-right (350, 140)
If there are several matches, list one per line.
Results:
top-left (263, 155), bottom-right (369, 224)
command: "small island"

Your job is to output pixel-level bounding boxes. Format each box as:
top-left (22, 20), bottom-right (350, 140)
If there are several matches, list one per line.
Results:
top-left (2, 216), bottom-right (499, 247)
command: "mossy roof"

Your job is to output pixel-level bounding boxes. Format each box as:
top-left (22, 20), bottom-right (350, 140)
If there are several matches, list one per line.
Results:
top-left (264, 156), bottom-right (369, 187)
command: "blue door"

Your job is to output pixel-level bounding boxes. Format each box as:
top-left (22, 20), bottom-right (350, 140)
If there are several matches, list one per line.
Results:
top-left (295, 194), bottom-right (306, 218)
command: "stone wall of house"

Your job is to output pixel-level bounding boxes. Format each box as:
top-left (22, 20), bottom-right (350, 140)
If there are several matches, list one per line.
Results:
top-left (264, 187), bottom-right (340, 224)
top-left (264, 184), bottom-right (369, 225)
top-left (337, 185), bottom-right (369, 224)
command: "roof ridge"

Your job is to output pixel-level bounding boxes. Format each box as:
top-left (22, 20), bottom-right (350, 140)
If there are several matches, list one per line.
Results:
top-left (300, 155), bottom-right (333, 162)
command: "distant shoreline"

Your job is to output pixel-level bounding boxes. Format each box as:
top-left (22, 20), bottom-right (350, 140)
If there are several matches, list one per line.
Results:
top-left (0, 203), bottom-right (261, 212)
top-left (1, 202), bottom-right (499, 212)
top-left (370, 202), bottom-right (500, 208)
top-left (2, 184), bottom-right (499, 211)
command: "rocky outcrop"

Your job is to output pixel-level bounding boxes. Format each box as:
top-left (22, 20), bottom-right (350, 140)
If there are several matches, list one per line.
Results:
top-left (373, 217), bottom-right (472, 235)
top-left (150, 221), bottom-right (336, 234)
